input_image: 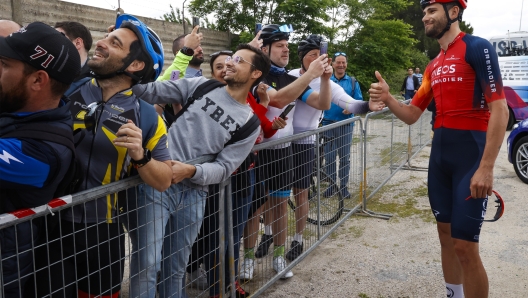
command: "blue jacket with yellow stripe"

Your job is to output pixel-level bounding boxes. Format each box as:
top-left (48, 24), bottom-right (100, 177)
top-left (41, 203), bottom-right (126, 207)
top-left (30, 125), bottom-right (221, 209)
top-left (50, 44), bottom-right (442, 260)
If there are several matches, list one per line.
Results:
top-left (65, 79), bottom-right (170, 224)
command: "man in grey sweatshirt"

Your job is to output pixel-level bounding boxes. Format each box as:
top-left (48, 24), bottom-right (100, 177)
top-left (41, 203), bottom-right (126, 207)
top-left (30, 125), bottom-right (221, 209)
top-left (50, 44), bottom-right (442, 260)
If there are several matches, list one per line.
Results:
top-left (129, 44), bottom-right (271, 298)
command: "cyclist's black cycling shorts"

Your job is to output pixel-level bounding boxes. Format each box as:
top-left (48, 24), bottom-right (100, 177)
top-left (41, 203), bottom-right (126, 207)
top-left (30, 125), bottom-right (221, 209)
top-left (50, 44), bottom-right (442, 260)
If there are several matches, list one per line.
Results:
top-left (428, 128), bottom-right (488, 242)
top-left (292, 143), bottom-right (315, 189)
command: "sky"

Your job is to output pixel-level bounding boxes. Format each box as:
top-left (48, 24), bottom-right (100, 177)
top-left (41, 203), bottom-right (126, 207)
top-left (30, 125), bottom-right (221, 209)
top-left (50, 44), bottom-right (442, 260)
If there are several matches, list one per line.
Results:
top-left (61, 0), bottom-right (527, 39)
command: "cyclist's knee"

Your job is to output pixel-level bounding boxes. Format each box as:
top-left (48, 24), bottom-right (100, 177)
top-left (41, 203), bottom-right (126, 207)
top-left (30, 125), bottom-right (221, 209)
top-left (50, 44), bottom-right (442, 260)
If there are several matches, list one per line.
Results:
top-left (452, 238), bottom-right (480, 265)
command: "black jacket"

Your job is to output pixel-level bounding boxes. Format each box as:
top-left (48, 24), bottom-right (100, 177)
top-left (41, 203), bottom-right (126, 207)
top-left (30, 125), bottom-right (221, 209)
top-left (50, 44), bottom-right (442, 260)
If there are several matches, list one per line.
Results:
top-left (401, 75), bottom-right (420, 92)
top-left (0, 102), bottom-right (73, 294)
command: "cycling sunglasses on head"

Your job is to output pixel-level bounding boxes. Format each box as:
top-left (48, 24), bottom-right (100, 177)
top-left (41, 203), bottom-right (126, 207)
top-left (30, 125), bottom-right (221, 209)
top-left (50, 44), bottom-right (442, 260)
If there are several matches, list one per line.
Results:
top-left (334, 52), bottom-right (347, 57)
top-left (465, 190), bottom-right (505, 222)
top-left (210, 50), bottom-right (233, 57)
top-left (273, 24), bottom-right (294, 33)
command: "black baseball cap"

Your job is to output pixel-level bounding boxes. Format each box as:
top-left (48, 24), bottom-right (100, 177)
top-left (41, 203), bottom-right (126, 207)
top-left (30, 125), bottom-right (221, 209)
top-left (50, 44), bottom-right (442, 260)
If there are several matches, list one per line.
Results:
top-left (0, 22), bottom-right (81, 84)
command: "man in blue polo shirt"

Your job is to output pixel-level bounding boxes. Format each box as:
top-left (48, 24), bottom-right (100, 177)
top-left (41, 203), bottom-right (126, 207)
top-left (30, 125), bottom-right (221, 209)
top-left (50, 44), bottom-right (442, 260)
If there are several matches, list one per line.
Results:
top-left (321, 52), bottom-right (363, 199)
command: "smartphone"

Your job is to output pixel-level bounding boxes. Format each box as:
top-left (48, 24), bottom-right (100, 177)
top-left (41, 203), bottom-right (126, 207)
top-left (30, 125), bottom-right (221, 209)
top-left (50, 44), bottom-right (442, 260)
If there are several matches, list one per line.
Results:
top-left (279, 104), bottom-right (295, 119)
top-left (255, 23), bottom-right (262, 35)
top-left (192, 17), bottom-right (200, 32)
top-left (170, 70), bottom-right (180, 81)
top-left (320, 41), bottom-right (328, 56)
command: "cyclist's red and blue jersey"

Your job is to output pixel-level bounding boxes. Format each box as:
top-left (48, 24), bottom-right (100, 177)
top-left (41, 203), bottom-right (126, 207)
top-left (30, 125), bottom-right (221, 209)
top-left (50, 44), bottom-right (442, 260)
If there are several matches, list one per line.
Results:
top-left (411, 32), bottom-right (506, 132)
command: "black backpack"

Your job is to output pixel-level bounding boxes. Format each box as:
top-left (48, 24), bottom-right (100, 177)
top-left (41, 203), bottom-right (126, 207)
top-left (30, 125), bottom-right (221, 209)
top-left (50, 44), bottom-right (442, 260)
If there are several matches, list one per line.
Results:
top-left (171, 79), bottom-right (261, 146)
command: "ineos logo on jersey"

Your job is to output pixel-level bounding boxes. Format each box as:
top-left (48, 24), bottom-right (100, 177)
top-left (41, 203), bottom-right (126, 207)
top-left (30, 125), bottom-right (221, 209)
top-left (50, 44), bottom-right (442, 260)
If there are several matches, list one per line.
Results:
top-left (432, 65), bottom-right (456, 77)
top-left (431, 64), bottom-right (464, 87)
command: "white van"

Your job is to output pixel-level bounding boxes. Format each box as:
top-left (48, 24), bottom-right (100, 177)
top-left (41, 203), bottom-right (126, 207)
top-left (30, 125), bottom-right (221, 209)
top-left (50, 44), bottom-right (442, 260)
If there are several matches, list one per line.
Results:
top-left (489, 32), bottom-right (528, 129)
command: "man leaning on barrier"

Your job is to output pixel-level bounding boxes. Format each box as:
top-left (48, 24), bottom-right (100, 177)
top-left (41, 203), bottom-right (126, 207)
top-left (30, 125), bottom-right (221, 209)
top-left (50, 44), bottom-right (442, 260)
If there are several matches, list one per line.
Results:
top-left (130, 43), bottom-right (270, 298)
top-left (369, 1), bottom-right (508, 297)
top-left (0, 22), bottom-right (80, 297)
top-left (31, 15), bottom-right (172, 298)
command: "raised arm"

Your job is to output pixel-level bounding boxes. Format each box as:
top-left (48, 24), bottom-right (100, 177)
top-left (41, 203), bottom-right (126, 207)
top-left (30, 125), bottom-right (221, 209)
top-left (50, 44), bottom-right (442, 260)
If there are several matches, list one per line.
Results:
top-left (369, 71), bottom-right (423, 125)
top-left (268, 54), bottom-right (328, 109)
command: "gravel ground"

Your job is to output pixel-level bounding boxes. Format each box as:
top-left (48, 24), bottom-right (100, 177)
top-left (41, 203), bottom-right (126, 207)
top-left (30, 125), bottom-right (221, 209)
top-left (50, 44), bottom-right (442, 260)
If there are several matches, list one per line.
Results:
top-left (260, 134), bottom-right (528, 298)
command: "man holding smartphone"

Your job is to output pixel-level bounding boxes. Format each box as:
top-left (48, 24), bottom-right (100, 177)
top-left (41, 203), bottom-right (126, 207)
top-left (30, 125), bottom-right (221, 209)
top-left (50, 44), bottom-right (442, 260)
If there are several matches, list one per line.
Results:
top-left (241, 24), bottom-right (332, 281)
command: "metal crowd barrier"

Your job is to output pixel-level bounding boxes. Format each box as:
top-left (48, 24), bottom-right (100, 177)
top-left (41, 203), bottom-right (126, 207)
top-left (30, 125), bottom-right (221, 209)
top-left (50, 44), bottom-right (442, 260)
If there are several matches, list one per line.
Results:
top-left (0, 109), bottom-right (432, 298)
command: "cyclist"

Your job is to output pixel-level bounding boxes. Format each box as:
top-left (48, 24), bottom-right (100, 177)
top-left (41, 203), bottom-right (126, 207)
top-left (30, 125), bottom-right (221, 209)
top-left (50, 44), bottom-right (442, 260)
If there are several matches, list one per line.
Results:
top-left (34, 15), bottom-right (172, 298)
top-left (369, 1), bottom-right (508, 297)
top-left (241, 24), bottom-right (332, 280)
top-left (287, 34), bottom-right (381, 261)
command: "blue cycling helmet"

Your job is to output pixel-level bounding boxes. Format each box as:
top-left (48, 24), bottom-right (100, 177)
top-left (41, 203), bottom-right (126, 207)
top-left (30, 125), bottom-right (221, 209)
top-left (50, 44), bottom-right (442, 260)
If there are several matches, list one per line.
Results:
top-left (260, 24), bottom-right (291, 47)
top-left (114, 14), bottom-right (164, 83)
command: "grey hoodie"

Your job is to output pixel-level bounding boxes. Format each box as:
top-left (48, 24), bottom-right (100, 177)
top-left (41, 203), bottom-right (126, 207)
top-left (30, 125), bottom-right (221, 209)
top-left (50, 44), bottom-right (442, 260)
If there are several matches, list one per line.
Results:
top-left (133, 78), bottom-right (259, 189)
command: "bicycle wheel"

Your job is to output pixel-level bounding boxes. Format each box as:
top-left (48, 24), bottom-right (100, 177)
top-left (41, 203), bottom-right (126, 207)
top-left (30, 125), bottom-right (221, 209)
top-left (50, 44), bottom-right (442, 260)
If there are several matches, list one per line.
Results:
top-left (288, 169), bottom-right (344, 226)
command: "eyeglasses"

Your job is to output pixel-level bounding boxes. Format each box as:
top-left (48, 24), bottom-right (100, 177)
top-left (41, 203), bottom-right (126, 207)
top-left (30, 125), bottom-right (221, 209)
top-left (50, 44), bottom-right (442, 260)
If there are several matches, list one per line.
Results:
top-left (210, 50), bottom-right (233, 57)
top-left (84, 101), bottom-right (103, 132)
top-left (225, 55), bottom-right (256, 68)
top-left (334, 52), bottom-right (347, 57)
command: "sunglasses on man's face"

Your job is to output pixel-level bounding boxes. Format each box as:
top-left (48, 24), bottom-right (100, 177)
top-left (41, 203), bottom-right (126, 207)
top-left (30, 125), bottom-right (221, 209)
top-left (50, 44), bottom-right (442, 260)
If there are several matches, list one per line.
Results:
top-left (225, 55), bottom-right (256, 68)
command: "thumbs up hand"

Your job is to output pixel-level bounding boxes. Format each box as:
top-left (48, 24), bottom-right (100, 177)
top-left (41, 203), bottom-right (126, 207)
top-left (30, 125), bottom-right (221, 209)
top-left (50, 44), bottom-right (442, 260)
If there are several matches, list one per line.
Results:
top-left (369, 71), bottom-right (391, 104)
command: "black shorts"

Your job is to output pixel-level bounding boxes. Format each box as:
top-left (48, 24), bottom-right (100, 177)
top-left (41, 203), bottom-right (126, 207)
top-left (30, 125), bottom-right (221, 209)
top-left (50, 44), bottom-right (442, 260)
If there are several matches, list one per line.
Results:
top-left (257, 147), bottom-right (293, 196)
top-left (292, 143), bottom-right (315, 189)
top-left (428, 128), bottom-right (488, 242)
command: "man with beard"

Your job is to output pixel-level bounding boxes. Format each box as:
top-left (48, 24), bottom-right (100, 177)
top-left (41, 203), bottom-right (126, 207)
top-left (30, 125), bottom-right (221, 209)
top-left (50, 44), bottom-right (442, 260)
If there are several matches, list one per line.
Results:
top-left (130, 43), bottom-right (270, 298)
top-left (0, 22), bottom-right (80, 297)
top-left (369, 1), bottom-right (508, 297)
top-left (155, 26), bottom-right (203, 125)
top-left (32, 15), bottom-right (172, 298)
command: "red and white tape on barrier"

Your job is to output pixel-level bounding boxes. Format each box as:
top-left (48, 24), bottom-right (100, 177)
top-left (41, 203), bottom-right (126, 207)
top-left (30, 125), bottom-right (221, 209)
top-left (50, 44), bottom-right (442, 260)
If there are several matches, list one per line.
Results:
top-left (0, 195), bottom-right (72, 225)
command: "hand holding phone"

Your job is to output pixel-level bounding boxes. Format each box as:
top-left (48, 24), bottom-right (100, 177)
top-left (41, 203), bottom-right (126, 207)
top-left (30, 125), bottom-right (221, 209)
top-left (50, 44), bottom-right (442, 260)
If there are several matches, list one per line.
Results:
top-left (192, 17), bottom-right (200, 32)
top-left (255, 23), bottom-right (262, 35)
top-left (320, 41), bottom-right (328, 56)
top-left (279, 104), bottom-right (295, 119)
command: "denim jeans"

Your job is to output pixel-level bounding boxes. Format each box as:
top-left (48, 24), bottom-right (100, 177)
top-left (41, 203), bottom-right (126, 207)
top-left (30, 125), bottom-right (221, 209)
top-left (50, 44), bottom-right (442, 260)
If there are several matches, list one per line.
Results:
top-left (404, 89), bottom-right (415, 100)
top-left (129, 183), bottom-right (207, 298)
top-left (205, 169), bottom-right (254, 296)
top-left (322, 123), bottom-right (353, 190)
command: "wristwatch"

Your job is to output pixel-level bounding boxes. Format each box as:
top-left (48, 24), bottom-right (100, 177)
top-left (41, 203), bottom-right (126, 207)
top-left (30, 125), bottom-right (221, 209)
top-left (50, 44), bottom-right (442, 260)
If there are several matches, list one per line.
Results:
top-left (180, 46), bottom-right (194, 56)
top-left (131, 148), bottom-right (152, 169)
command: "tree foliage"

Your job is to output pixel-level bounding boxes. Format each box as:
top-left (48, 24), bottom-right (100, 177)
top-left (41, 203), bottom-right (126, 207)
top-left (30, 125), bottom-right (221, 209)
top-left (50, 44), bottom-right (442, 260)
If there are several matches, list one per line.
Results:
top-left (160, 0), bottom-right (478, 97)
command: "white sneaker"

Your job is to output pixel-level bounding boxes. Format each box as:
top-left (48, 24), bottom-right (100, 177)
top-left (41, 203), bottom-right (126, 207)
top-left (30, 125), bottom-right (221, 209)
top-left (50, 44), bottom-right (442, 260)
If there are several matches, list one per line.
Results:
top-left (188, 267), bottom-right (208, 290)
top-left (239, 258), bottom-right (255, 281)
top-left (272, 256), bottom-right (293, 279)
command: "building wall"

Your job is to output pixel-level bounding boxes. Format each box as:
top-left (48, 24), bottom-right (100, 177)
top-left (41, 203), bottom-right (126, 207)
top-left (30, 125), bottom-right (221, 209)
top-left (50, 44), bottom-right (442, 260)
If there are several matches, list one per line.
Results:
top-left (6, 0), bottom-right (236, 78)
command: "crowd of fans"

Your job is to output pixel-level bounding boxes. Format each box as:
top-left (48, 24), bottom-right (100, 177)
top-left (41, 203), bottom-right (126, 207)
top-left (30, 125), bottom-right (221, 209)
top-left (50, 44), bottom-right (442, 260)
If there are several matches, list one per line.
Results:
top-left (0, 16), bottom-right (382, 298)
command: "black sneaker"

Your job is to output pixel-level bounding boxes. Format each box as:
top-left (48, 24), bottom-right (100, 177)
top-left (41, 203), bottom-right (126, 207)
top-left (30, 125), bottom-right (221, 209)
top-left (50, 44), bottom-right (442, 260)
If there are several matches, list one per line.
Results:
top-left (254, 234), bottom-right (273, 258)
top-left (285, 240), bottom-right (304, 261)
